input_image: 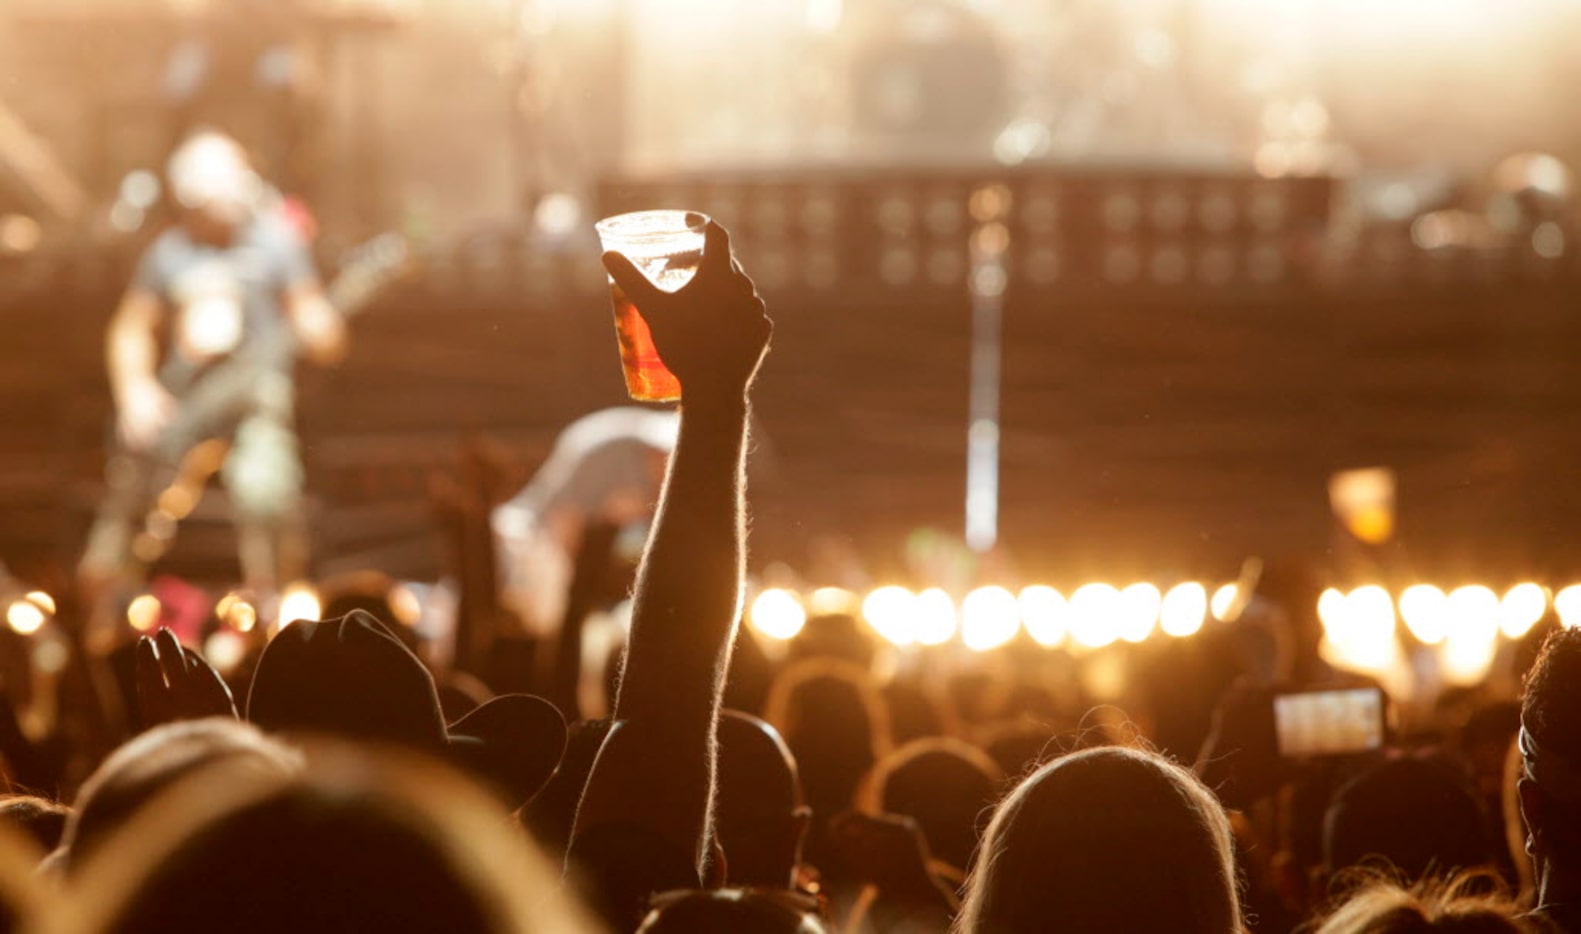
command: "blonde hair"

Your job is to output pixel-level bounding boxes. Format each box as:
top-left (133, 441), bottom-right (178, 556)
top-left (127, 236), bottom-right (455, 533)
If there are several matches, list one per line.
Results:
top-left (954, 745), bottom-right (1242, 934)
top-left (41, 742), bottom-right (596, 934)
top-left (1312, 871), bottom-right (1538, 933)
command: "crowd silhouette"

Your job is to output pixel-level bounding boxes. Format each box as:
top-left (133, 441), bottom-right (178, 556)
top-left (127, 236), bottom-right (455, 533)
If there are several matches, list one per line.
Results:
top-left (0, 217), bottom-right (1576, 934)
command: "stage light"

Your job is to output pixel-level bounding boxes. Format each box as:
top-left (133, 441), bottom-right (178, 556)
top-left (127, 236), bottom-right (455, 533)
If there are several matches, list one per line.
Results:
top-left (1321, 586), bottom-right (1397, 672)
top-left (1447, 586), bottom-right (1501, 637)
top-left (203, 630), bottom-right (248, 674)
top-left (1161, 582), bottom-right (1208, 637)
top-left (1499, 582), bottom-right (1548, 639)
top-left (917, 588), bottom-right (963, 647)
top-left (1117, 583), bottom-right (1161, 643)
top-left (24, 591), bottom-right (55, 615)
top-left (1443, 585), bottom-right (1503, 685)
top-left (1210, 584), bottom-right (1239, 622)
top-left (1317, 588), bottom-right (1346, 632)
top-left (1398, 584), bottom-right (1449, 645)
top-left (961, 586), bottom-right (1017, 651)
top-left (218, 592), bottom-right (258, 633)
top-left (279, 583), bottom-right (322, 628)
top-left (806, 587), bottom-right (855, 616)
top-left (862, 586), bottom-right (918, 647)
top-left (750, 588), bottom-right (807, 641)
top-left (1070, 583), bottom-right (1121, 649)
top-left (1557, 584), bottom-right (1581, 629)
top-left (1442, 585), bottom-right (1501, 685)
top-left (6, 600), bottom-right (45, 635)
top-left (127, 594), bottom-right (161, 633)
top-left (1018, 585), bottom-right (1069, 647)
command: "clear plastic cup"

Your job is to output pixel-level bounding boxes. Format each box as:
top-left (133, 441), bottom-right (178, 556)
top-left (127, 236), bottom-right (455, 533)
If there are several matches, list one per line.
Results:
top-left (594, 210), bottom-right (709, 402)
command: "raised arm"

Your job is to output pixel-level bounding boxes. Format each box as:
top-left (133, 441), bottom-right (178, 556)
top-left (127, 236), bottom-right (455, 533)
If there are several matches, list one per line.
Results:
top-left (571, 222), bottom-right (771, 900)
top-left (107, 288), bottom-right (175, 452)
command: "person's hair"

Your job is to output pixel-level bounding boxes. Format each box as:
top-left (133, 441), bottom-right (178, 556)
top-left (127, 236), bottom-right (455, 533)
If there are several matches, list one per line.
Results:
top-left (1520, 627), bottom-right (1581, 863)
top-left (860, 736), bottom-right (1004, 873)
top-left (1311, 870), bottom-right (1539, 933)
top-left (1522, 628), bottom-right (1581, 760)
top-left (715, 711), bottom-right (806, 888)
top-left (954, 745), bottom-right (1242, 934)
top-left (51, 743), bottom-right (595, 934)
top-left (637, 888), bottom-right (829, 934)
top-left (57, 718), bottom-right (301, 872)
top-left (1322, 755), bottom-right (1495, 882)
top-left (0, 796), bottom-right (69, 855)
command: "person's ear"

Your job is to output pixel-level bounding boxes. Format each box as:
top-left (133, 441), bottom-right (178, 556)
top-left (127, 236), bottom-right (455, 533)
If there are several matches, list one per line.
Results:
top-left (1518, 778), bottom-right (1545, 858)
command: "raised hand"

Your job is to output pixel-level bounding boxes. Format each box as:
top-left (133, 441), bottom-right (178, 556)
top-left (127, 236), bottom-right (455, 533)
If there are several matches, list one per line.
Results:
top-left (135, 627), bottom-right (237, 728)
top-left (602, 221), bottom-right (772, 402)
top-left (117, 378), bottom-right (177, 452)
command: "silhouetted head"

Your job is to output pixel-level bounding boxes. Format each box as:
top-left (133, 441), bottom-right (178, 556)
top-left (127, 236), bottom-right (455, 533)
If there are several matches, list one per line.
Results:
top-left (862, 737), bottom-right (1003, 873)
top-left (55, 745), bottom-right (595, 934)
top-left (58, 718), bottom-right (300, 873)
top-left (637, 888), bottom-right (829, 934)
top-left (1518, 627), bottom-right (1581, 884)
top-left (956, 745), bottom-right (1241, 933)
top-left (1323, 755), bottom-right (1495, 883)
top-left (1312, 871), bottom-right (1537, 934)
top-left (764, 659), bottom-right (891, 877)
top-left (716, 711), bottom-right (809, 888)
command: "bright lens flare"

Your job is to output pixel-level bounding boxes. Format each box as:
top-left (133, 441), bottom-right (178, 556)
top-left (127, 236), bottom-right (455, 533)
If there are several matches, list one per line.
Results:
top-left (279, 583), bottom-right (323, 628)
top-left (749, 588), bottom-right (807, 640)
top-left (127, 594), bottom-right (162, 633)
top-left (916, 588), bottom-right (961, 647)
top-left (1499, 583), bottom-right (1547, 639)
top-left (1161, 582), bottom-right (1208, 637)
top-left (1443, 585), bottom-right (1501, 686)
top-left (809, 586), bottom-right (857, 616)
top-left (1118, 583), bottom-right (1162, 643)
top-left (1557, 585), bottom-right (1581, 629)
top-left (1070, 583), bottom-right (1121, 649)
top-left (24, 591), bottom-right (55, 615)
top-left (1320, 586), bottom-right (1397, 673)
top-left (1019, 586), bottom-right (1069, 647)
top-left (6, 600), bottom-right (45, 635)
top-left (1210, 584), bottom-right (1239, 621)
top-left (862, 586), bottom-right (918, 647)
top-left (1398, 584), bottom-right (1449, 645)
top-left (961, 586), bottom-right (1017, 651)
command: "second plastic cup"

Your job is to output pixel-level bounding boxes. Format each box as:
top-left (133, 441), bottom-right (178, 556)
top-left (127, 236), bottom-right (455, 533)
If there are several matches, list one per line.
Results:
top-left (594, 210), bottom-right (708, 402)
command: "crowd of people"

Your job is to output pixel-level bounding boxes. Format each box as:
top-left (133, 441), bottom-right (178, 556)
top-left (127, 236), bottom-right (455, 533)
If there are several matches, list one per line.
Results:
top-left (0, 220), bottom-right (1578, 934)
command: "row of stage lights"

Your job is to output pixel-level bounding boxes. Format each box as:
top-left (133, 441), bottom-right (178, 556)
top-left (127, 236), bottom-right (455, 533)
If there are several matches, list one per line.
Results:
top-left (747, 581), bottom-right (1581, 655)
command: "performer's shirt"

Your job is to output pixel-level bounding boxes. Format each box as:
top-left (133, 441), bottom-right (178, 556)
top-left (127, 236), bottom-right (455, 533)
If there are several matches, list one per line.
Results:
top-left (136, 208), bottom-right (316, 388)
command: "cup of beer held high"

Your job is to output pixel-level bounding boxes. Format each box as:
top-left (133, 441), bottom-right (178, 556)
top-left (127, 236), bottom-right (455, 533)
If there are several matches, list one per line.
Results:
top-left (594, 210), bottom-right (708, 402)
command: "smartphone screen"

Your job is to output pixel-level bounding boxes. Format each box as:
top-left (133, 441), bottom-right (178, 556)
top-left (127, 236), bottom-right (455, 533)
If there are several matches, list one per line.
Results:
top-left (1273, 687), bottom-right (1384, 758)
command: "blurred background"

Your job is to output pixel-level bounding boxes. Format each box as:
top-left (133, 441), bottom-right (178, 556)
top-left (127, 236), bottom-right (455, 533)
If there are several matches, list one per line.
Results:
top-left (2, 0), bottom-right (1581, 691)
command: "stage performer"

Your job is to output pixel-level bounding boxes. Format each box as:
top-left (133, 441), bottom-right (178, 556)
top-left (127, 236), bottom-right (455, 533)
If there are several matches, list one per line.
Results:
top-left (78, 130), bottom-right (346, 616)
